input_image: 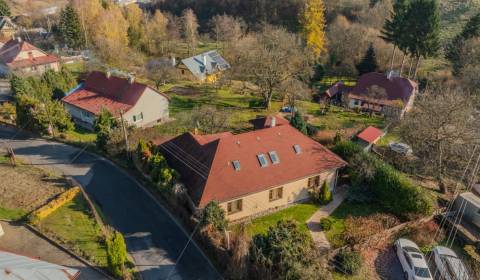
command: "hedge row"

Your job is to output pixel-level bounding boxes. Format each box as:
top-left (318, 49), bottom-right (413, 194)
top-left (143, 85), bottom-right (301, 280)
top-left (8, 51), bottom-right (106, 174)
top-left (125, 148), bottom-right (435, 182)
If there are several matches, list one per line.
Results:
top-left (137, 140), bottom-right (179, 189)
top-left (332, 141), bottom-right (433, 218)
top-left (30, 187), bottom-right (81, 222)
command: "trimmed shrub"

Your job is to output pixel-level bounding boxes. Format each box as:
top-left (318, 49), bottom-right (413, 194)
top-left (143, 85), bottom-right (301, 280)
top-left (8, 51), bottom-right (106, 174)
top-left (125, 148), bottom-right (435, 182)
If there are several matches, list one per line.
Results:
top-left (107, 231), bottom-right (127, 278)
top-left (335, 248), bottom-right (362, 275)
top-left (202, 201), bottom-right (228, 231)
top-left (320, 217), bottom-right (333, 231)
top-left (320, 181), bottom-right (332, 204)
top-left (29, 187), bottom-right (81, 222)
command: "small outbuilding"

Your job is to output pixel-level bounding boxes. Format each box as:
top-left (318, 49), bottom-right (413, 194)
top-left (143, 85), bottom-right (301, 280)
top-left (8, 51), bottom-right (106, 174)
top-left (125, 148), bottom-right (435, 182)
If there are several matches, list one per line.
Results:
top-left (356, 126), bottom-right (384, 151)
top-left (179, 50), bottom-right (230, 83)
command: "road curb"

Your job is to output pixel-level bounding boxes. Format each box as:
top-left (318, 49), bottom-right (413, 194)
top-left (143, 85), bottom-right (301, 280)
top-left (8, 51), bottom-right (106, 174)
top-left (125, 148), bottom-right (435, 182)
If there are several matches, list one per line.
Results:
top-left (23, 223), bottom-right (116, 280)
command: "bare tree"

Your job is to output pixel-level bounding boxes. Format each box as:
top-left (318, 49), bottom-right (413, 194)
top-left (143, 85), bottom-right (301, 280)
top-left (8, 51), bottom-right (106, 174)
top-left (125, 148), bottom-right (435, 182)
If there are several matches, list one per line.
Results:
top-left (280, 78), bottom-right (311, 111)
top-left (190, 105), bottom-right (231, 134)
top-left (181, 9), bottom-right (199, 55)
top-left (209, 14), bottom-right (245, 47)
top-left (400, 89), bottom-right (480, 193)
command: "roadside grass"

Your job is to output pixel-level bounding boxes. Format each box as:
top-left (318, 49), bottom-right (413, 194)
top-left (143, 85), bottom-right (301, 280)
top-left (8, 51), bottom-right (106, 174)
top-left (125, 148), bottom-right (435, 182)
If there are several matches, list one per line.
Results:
top-left (234, 203), bottom-right (319, 237)
top-left (37, 193), bottom-right (108, 267)
top-left (0, 206), bottom-right (26, 221)
top-left (62, 127), bottom-right (97, 143)
top-left (324, 201), bottom-right (386, 248)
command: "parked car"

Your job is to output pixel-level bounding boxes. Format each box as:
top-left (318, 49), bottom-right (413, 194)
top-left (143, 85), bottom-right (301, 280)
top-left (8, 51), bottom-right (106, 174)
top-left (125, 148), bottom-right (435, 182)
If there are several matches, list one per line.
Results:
top-left (389, 142), bottom-right (413, 155)
top-left (432, 246), bottom-right (470, 280)
top-left (395, 238), bottom-right (433, 280)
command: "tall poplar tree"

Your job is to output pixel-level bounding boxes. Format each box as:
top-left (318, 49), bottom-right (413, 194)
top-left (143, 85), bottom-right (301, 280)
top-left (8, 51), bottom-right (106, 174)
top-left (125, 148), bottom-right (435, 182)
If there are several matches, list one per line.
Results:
top-left (59, 4), bottom-right (84, 49)
top-left (301, 0), bottom-right (326, 58)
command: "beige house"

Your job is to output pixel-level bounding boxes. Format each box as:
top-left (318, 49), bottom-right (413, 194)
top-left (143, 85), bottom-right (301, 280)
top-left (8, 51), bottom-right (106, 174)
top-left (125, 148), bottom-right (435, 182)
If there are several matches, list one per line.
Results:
top-left (62, 71), bottom-right (170, 130)
top-left (161, 115), bottom-right (346, 221)
top-left (0, 38), bottom-right (60, 76)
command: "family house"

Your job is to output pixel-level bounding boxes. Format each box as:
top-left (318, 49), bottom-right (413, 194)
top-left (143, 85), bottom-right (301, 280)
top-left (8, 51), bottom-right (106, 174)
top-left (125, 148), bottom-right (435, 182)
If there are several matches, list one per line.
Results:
top-left (0, 38), bottom-right (60, 76)
top-left (160, 116), bottom-right (347, 221)
top-left (179, 50), bottom-right (230, 83)
top-left (0, 17), bottom-right (17, 40)
top-left (346, 72), bottom-right (417, 119)
top-left (62, 71), bottom-right (170, 130)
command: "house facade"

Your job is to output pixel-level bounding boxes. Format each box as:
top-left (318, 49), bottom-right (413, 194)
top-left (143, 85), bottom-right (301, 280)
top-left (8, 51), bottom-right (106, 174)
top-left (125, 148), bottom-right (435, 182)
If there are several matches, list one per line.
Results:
top-left (62, 71), bottom-right (170, 130)
top-left (179, 50), bottom-right (230, 83)
top-left (0, 38), bottom-right (60, 76)
top-left (161, 116), bottom-right (346, 221)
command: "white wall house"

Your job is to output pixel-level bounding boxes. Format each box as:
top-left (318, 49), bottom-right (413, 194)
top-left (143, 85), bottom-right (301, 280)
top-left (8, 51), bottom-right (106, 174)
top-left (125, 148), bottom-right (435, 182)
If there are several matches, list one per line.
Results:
top-left (62, 71), bottom-right (170, 130)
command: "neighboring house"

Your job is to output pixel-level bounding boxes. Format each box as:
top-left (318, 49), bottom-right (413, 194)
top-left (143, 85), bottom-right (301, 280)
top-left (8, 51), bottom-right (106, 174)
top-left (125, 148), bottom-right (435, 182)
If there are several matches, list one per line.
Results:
top-left (356, 126), bottom-right (385, 151)
top-left (179, 50), bottom-right (230, 83)
top-left (160, 115), bottom-right (347, 221)
top-left (0, 17), bottom-right (17, 40)
top-left (62, 71), bottom-right (170, 130)
top-left (0, 250), bottom-right (80, 280)
top-left (0, 38), bottom-right (60, 76)
top-left (322, 81), bottom-right (353, 104)
top-left (452, 192), bottom-right (480, 231)
top-left (345, 72), bottom-right (417, 119)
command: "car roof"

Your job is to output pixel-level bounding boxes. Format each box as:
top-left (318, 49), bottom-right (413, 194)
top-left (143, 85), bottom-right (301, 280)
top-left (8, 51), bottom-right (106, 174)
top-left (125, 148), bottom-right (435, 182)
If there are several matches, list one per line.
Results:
top-left (434, 247), bottom-right (469, 279)
top-left (398, 238), bottom-right (420, 249)
top-left (434, 246), bottom-right (457, 257)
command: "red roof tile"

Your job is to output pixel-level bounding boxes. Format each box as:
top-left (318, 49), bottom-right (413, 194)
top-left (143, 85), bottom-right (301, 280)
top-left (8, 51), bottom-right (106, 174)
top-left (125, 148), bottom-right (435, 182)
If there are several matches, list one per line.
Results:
top-left (62, 71), bottom-right (166, 116)
top-left (0, 39), bottom-right (59, 69)
top-left (357, 126), bottom-right (384, 144)
top-left (161, 123), bottom-right (347, 208)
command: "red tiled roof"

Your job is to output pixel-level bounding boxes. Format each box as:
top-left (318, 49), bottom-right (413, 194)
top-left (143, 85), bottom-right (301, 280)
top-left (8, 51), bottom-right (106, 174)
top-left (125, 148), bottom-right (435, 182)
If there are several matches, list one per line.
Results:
top-left (348, 72), bottom-right (417, 107)
top-left (250, 114), bottom-right (290, 129)
top-left (357, 126), bottom-right (384, 144)
top-left (62, 71), bottom-right (166, 116)
top-left (161, 123), bottom-right (347, 208)
top-left (0, 39), bottom-right (59, 69)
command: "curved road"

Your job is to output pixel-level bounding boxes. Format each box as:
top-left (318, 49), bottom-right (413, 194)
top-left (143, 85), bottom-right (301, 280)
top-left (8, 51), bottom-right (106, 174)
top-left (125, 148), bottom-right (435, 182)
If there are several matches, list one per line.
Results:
top-left (0, 125), bottom-right (221, 280)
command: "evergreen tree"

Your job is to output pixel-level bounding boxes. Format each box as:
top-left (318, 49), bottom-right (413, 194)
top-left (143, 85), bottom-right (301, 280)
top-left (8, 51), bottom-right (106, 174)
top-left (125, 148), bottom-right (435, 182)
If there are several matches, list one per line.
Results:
top-left (0, 0), bottom-right (10, 17)
top-left (106, 231), bottom-right (127, 278)
top-left (201, 201), bottom-right (228, 231)
top-left (356, 44), bottom-right (379, 75)
top-left (290, 111), bottom-right (307, 135)
top-left (58, 5), bottom-right (84, 49)
top-left (94, 108), bottom-right (117, 151)
top-left (380, 0), bottom-right (410, 72)
top-left (446, 13), bottom-right (480, 73)
top-left (301, 0), bottom-right (326, 58)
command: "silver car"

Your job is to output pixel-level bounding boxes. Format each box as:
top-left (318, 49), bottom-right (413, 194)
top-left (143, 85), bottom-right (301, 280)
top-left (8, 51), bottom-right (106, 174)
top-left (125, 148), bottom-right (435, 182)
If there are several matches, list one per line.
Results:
top-left (433, 246), bottom-right (470, 280)
top-left (395, 238), bottom-right (433, 280)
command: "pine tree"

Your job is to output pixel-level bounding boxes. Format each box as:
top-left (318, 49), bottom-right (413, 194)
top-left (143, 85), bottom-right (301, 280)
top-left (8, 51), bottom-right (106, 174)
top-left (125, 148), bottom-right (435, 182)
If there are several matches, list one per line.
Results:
top-left (290, 111), bottom-right (307, 135)
top-left (446, 13), bottom-right (480, 73)
top-left (356, 44), bottom-right (379, 75)
top-left (59, 5), bottom-right (84, 49)
top-left (0, 0), bottom-right (10, 17)
top-left (301, 0), bottom-right (326, 58)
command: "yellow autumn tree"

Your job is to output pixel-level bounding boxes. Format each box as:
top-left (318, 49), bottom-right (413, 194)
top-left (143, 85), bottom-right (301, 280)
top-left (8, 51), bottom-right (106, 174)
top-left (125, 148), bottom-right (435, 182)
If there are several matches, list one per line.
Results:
top-left (144, 10), bottom-right (169, 55)
top-left (71, 0), bottom-right (103, 47)
top-left (301, 0), bottom-right (327, 58)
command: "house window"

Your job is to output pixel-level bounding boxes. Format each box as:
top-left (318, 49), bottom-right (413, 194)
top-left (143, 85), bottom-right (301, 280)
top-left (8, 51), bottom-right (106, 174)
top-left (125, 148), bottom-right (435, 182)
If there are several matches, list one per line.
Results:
top-left (308, 176), bottom-right (321, 188)
top-left (133, 112), bottom-right (143, 122)
top-left (293, 144), bottom-right (302, 155)
top-left (354, 100), bottom-right (359, 106)
top-left (232, 160), bottom-right (241, 171)
top-left (269, 187), bottom-right (283, 202)
top-left (257, 154), bottom-right (269, 167)
top-left (268, 151), bottom-right (280, 164)
top-left (227, 199), bottom-right (243, 214)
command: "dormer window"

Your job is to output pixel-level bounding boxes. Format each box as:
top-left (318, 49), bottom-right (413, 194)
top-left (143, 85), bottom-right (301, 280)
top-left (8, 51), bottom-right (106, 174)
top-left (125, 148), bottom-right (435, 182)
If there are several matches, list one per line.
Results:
top-left (257, 154), bottom-right (269, 167)
top-left (293, 144), bottom-right (302, 154)
top-left (232, 160), bottom-right (241, 171)
top-left (268, 151), bottom-right (280, 164)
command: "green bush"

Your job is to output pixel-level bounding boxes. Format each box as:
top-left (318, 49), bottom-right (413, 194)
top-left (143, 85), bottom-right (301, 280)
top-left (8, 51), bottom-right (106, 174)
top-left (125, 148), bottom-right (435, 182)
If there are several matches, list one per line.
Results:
top-left (306, 124), bottom-right (318, 137)
top-left (202, 201), bottom-right (228, 231)
top-left (107, 231), bottom-right (127, 278)
top-left (335, 248), bottom-right (362, 275)
top-left (320, 181), bottom-right (332, 204)
top-left (332, 141), bottom-right (363, 160)
top-left (320, 217), bottom-right (333, 231)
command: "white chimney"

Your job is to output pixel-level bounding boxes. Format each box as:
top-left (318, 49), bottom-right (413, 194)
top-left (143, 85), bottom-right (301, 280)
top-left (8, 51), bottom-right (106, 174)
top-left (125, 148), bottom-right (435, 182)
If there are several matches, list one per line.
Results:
top-left (271, 116), bottom-right (276, 127)
top-left (128, 75), bottom-right (135, 84)
top-left (106, 71), bottom-right (111, 79)
top-left (16, 37), bottom-right (22, 43)
top-left (171, 56), bottom-right (176, 66)
top-left (203, 55), bottom-right (207, 68)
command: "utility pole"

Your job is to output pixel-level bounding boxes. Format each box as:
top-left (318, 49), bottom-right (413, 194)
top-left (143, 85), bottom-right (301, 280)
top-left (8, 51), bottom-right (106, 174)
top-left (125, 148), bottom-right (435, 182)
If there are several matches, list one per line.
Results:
top-left (119, 110), bottom-right (130, 160)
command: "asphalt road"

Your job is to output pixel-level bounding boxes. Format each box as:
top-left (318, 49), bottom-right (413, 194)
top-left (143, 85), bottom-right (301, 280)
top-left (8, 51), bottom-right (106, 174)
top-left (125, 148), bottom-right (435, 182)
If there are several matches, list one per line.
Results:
top-left (0, 125), bottom-right (221, 280)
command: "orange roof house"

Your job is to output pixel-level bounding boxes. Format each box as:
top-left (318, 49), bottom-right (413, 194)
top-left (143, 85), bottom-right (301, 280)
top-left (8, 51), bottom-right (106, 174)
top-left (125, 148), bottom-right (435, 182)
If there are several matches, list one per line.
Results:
top-left (0, 38), bottom-right (60, 76)
top-left (161, 116), bottom-right (347, 221)
top-left (62, 71), bottom-right (170, 130)
top-left (356, 126), bottom-right (384, 151)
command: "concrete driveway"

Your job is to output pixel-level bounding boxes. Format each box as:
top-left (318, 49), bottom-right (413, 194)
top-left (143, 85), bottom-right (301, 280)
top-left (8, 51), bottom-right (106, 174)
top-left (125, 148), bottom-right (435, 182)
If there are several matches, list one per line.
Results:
top-left (0, 125), bottom-right (221, 280)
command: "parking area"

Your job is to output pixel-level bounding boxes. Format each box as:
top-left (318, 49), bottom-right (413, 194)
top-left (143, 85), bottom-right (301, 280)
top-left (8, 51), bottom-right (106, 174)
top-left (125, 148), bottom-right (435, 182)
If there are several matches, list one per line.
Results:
top-left (0, 221), bottom-right (109, 280)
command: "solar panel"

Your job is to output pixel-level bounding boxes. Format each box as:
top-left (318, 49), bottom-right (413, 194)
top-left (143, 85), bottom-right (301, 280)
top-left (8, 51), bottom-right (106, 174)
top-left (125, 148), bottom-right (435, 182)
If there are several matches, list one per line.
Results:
top-left (257, 154), bottom-right (269, 167)
top-left (232, 160), bottom-right (241, 171)
top-left (269, 151), bottom-right (280, 164)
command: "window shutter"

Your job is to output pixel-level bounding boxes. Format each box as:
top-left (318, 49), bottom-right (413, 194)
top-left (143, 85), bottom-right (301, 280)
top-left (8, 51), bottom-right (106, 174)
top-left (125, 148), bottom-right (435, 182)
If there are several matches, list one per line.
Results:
top-left (269, 190), bottom-right (273, 200)
top-left (227, 202), bottom-right (232, 212)
top-left (238, 199), bottom-right (242, 211)
top-left (278, 187), bottom-right (283, 198)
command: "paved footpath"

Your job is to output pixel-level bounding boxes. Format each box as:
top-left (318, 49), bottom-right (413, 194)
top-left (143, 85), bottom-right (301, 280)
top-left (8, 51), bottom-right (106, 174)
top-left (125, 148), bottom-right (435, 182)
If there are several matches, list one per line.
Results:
top-left (306, 185), bottom-right (348, 252)
top-left (0, 221), bottom-right (108, 280)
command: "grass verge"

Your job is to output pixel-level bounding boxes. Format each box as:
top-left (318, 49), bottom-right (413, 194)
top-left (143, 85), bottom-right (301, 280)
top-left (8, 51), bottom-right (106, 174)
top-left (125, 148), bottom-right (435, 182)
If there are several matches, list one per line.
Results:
top-left (0, 206), bottom-right (26, 221)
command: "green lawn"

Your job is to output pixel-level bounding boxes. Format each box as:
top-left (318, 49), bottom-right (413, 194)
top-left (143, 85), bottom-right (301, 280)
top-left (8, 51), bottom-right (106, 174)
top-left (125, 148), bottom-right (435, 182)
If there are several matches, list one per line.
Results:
top-left (62, 127), bottom-right (97, 144)
top-left (314, 76), bottom-right (356, 92)
top-left (38, 193), bottom-right (108, 267)
top-left (0, 206), bottom-right (26, 221)
top-left (306, 105), bottom-right (385, 131)
top-left (237, 203), bottom-right (319, 237)
top-left (324, 201), bottom-right (385, 248)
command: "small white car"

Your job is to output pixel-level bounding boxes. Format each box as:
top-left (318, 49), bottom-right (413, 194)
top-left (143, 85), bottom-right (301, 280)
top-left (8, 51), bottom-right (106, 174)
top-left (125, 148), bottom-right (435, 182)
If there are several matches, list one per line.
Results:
top-left (432, 246), bottom-right (470, 280)
top-left (395, 238), bottom-right (433, 280)
top-left (389, 142), bottom-right (413, 155)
